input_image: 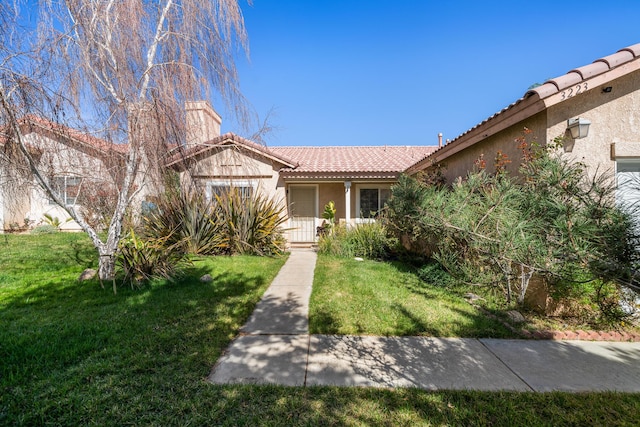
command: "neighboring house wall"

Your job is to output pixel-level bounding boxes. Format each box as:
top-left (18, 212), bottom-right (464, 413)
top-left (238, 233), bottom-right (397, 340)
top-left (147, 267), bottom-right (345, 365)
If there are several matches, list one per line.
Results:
top-left (21, 132), bottom-right (119, 231)
top-left (436, 112), bottom-right (547, 181)
top-left (0, 157), bottom-right (31, 231)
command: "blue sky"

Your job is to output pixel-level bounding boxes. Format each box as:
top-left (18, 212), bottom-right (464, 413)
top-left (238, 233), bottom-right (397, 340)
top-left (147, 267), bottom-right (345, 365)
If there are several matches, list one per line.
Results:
top-left (217, 0), bottom-right (640, 147)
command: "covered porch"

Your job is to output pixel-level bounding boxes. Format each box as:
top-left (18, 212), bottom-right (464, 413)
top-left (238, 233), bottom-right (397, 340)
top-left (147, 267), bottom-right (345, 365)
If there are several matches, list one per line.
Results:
top-left (285, 179), bottom-right (394, 244)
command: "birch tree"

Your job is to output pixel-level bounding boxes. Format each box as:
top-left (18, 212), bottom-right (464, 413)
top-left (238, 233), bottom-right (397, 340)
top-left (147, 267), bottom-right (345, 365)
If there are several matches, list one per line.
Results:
top-left (1, 0), bottom-right (251, 287)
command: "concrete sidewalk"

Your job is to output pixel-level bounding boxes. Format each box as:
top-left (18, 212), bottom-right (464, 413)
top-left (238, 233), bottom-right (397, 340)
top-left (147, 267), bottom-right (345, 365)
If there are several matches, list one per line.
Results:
top-left (208, 249), bottom-right (640, 392)
top-left (240, 248), bottom-right (316, 335)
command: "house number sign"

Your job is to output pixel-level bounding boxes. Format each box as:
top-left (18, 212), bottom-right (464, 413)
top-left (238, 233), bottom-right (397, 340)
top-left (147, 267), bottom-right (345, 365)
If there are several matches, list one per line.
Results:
top-left (560, 82), bottom-right (588, 100)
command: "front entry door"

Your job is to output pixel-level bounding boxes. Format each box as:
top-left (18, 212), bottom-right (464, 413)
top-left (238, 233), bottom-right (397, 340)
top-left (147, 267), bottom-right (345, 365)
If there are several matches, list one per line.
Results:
top-left (289, 185), bottom-right (317, 243)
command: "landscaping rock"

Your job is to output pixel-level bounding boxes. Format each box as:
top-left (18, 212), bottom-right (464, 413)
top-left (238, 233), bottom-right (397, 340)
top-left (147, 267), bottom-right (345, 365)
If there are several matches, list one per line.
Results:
top-left (464, 293), bottom-right (483, 302)
top-left (506, 310), bottom-right (526, 323)
top-left (78, 268), bottom-right (97, 282)
top-left (200, 274), bottom-right (213, 283)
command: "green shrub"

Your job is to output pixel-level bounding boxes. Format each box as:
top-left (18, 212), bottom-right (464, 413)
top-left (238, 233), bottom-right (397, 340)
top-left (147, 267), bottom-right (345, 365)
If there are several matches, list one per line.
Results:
top-left (317, 224), bottom-right (350, 257)
top-left (385, 137), bottom-right (640, 322)
top-left (144, 186), bottom-right (288, 257)
top-left (348, 221), bottom-right (396, 259)
top-left (42, 213), bottom-right (71, 229)
top-left (416, 261), bottom-right (455, 287)
top-left (117, 230), bottom-right (188, 287)
top-left (143, 187), bottom-right (223, 255)
top-left (317, 222), bottom-right (396, 260)
top-left (30, 224), bottom-right (59, 234)
top-left (211, 189), bottom-right (288, 256)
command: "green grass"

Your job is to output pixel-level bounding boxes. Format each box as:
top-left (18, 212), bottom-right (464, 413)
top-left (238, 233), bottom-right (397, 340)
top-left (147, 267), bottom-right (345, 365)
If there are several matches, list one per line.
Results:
top-left (309, 255), bottom-right (515, 337)
top-left (1, 234), bottom-right (639, 426)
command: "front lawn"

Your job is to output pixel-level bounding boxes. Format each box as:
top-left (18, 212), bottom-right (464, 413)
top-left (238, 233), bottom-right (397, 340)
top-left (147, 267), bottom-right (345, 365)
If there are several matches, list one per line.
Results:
top-left (0, 233), bottom-right (286, 425)
top-left (2, 234), bottom-right (639, 426)
top-left (309, 255), bottom-right (515, 338)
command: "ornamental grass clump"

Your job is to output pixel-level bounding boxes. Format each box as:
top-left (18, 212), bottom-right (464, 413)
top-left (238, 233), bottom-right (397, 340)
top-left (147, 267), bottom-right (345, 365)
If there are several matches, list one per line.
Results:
top-left (143, 186), bottom-right (223, 256)
top-left (117, 230), bottom-right (188, 288)
top-left (317, 221), bottom-right (396, 260)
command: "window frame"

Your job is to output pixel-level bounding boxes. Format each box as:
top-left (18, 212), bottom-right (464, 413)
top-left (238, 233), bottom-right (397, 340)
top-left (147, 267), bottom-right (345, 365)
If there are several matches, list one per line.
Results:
top-left (205, 180), bottom-right (255, 201)
top-left (356, 185), bottom-right (391, 219)
top-left (49, 175), bottom-right (82, 206)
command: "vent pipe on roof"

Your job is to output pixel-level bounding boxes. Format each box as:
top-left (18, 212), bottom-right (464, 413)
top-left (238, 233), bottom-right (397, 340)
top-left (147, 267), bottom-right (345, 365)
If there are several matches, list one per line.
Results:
top-left (438, 133), bottom-right (443, 148)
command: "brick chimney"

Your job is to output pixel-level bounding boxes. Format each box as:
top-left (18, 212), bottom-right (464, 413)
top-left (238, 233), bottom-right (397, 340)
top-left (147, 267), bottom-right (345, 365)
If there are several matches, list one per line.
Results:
top-left (185, 101), bottom-right (222, 147)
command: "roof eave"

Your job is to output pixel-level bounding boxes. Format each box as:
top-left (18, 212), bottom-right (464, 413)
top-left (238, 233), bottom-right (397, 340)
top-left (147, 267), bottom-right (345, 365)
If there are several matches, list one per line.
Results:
top-left (406, 95), bottom-right (545, 174)
top-left (165, 133), bottom-right (298, 170)
top-left (280, 171), bottom-right (401, 180)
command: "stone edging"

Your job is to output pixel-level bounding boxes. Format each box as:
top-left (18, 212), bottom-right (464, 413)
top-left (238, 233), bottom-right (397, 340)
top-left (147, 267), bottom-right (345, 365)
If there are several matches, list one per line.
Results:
top-left (468, 301), bottom-right (640, 342)
top-left (520, 329), bottom-right (640, 342)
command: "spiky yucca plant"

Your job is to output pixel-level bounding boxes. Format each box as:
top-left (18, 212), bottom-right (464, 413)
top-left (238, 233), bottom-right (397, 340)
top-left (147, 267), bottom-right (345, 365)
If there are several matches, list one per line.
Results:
top-left (212, 189), bottom-right (288, 256)
top-left (143, 187), bottom-right (224, 255)
top-left (117, 230), bottom-right (187, 288)
top-left (143, 185), bottom-right (288, 257)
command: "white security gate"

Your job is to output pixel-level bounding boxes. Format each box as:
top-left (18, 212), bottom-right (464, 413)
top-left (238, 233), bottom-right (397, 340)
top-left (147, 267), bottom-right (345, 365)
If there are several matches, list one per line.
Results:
top-left (289, 185), bottom-right (318, 243)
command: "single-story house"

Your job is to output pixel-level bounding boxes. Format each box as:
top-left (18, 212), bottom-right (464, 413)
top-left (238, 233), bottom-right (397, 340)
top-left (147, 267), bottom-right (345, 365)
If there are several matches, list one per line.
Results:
top-left (167, 101), bottom-right (435, 243)
top-left (0, 116), bottom-right (126, 232)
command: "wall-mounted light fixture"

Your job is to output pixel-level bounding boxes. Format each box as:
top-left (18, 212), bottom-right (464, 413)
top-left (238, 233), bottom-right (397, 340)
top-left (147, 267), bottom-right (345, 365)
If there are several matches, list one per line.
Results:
top-left (567, 117), bottom-right (591, 139)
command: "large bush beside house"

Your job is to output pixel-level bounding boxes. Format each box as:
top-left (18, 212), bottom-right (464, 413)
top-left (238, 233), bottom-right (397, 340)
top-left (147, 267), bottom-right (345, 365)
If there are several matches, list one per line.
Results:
top-left (385, 141), bottom-right (640, 323)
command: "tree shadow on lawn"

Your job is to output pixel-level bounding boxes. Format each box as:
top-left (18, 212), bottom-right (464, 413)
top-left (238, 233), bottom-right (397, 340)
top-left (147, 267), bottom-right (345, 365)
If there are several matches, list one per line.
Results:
top-left (191, 385), bottom-right (638, 426)
top-left (385, 260), bottom-right (517, 337)
top-left (0, 261), bottom-right (276, 421)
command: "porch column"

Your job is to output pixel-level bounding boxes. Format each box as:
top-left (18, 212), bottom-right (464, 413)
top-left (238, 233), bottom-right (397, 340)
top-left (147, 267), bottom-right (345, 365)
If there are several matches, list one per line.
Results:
top-left (344, 181), bottom-right (351, 227)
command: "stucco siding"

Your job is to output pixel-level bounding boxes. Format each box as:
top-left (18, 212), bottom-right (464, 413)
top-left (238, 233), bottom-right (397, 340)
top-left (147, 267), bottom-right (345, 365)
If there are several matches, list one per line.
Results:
top-left (438, 112), bottom-right (548, 182)
top-left (318, 183), bottom-right (345, 220)
top-left (548, 70), bottom-right (640, 176)
top-left (0, 161), bottom-right (31, 231)
top-left (23, 133), bottom-right (115, 230)
top-left (186, 146), bottom-right (284, 202)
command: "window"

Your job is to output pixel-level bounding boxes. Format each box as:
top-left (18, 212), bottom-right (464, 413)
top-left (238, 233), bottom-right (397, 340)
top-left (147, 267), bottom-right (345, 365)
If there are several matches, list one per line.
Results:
top-left (50, 176), bottom-right (82, 205)
top-left (206, 181), bottom-right (254, 201)
top-left (359, 188), bottom-right (391, 218)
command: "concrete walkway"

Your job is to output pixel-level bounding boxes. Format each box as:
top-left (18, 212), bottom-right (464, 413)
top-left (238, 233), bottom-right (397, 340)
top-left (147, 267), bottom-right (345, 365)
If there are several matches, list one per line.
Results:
top-left (208, 249), bottom-right (640, 392)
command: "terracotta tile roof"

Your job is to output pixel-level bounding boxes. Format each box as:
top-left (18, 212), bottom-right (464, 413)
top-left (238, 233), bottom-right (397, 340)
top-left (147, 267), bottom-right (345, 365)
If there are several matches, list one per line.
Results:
top-left (526, 43), bottom-right (640, 98)
top-left (1, 115), bottom-right (128, 157)
top-left (165, 132), bottom-right (298, 168)
top-left (407, 42), bottom-right (640, 173)
top-left (273, 146), bottom-right (436, 179)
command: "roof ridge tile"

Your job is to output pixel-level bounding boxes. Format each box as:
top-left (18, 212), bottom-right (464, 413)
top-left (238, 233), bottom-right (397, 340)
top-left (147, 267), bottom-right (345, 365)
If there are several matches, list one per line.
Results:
top-left (619, 43), bottom-right (640, 57)
top-left (594, 50), bottom-right (635, 69)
